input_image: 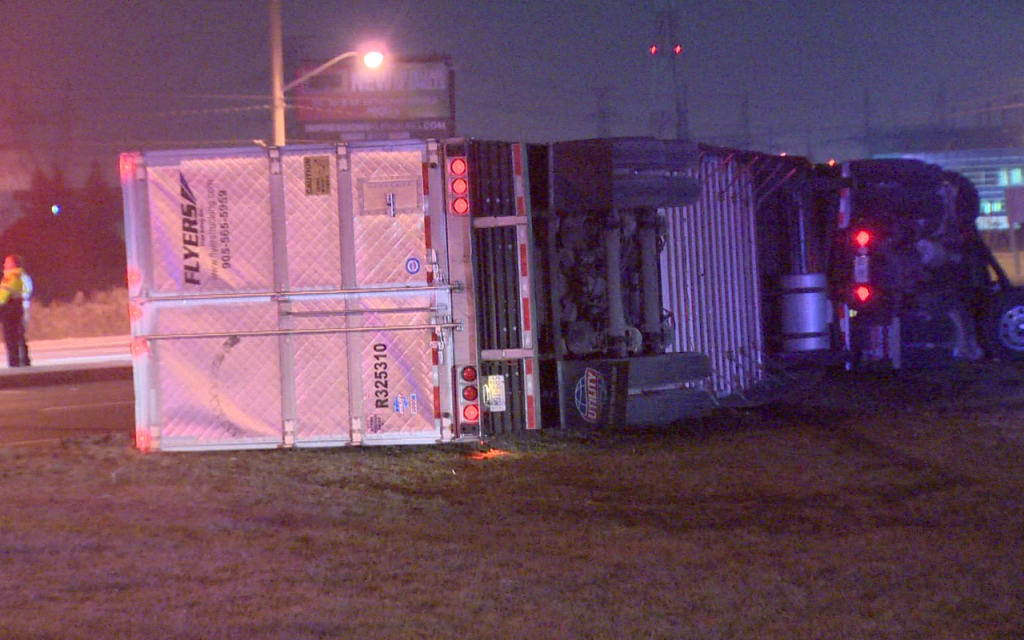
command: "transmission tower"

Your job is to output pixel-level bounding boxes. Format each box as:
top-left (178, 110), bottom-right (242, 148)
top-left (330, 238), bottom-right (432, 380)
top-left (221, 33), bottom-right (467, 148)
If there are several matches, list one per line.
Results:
top-left (591, 86), bottom-right (614, 138)
top-left (648, 4), bottom-right (688, 140)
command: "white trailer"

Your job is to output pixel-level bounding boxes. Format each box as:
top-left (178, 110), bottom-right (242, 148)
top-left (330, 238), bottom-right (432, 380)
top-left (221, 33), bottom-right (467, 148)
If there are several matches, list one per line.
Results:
top-left (120, 141), bottom-right (481, 451)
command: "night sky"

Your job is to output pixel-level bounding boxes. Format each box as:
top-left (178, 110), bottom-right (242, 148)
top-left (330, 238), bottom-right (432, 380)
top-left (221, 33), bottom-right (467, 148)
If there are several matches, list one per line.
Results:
top-left (2, 0), bottom-right (1023, 182)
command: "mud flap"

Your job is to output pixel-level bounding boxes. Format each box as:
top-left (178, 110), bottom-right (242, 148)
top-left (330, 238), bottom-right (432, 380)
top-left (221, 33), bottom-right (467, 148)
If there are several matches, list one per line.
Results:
top-left (556, 359), bottom-right (630, 429)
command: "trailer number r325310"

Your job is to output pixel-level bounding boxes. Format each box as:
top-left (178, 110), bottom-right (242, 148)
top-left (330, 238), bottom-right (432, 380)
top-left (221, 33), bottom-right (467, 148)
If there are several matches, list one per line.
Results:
top-left (373, 343), bottom-right (389, 409)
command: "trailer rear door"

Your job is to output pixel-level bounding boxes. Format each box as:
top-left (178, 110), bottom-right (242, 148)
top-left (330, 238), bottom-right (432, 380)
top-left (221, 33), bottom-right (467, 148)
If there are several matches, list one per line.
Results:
top-left (122, 142), bottom-right (460, 451)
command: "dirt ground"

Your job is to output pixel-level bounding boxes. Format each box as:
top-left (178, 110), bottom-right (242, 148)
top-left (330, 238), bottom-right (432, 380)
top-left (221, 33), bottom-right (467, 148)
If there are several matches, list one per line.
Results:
top-left (1, 361), bottom-right (1023, 640)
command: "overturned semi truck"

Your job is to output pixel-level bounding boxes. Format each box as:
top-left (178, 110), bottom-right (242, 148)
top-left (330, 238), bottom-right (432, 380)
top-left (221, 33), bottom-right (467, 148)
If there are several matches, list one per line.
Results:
top-left (120, 137), bottom-right (1019, 451)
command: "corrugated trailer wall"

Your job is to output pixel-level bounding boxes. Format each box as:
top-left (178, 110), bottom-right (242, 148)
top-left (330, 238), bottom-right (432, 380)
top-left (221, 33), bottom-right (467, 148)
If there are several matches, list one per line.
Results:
top-left (660, 149), bottom-right (764, 399)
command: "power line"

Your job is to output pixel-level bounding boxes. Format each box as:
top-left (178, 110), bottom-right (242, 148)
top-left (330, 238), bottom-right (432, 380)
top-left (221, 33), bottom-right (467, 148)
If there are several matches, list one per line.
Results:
top-left (133, 104), bottom-right (271, 120)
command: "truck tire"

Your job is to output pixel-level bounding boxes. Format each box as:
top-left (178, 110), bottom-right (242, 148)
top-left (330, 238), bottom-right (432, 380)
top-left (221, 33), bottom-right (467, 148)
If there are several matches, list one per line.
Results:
top-left (990, 290), bottom-right (1024, 360)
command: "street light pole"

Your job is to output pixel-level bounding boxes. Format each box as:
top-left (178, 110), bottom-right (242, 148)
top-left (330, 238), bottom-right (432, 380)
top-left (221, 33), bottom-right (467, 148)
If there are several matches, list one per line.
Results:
top-left (270, 0), bottom-right (286, 146)
top-left (268, 0), bottom-right (384, 147)
top-left (283, 51), bottom-right (360, 93)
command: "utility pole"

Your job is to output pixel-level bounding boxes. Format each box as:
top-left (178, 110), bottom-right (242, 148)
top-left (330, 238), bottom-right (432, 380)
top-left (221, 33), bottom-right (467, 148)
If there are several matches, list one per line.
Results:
top-left (592, 87), bottom-right (613, 138)
top-left (649, 4), bottom-right (688, 140)
top-left (740, 92), bottom-right (751, 148)
top-left (935, 83), bottom-right (948, 128)
top-left (863, 89), bottom-right (871, 134)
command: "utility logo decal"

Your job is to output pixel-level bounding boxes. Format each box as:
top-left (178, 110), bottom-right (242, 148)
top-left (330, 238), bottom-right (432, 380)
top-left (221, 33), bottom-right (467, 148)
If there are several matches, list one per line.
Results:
top-left (574, 367), bottom-right (606, 424)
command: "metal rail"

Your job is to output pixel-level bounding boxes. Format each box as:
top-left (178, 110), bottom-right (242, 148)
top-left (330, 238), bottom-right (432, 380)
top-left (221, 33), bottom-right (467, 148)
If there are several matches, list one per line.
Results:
top-left (132, 283), bottom-right (459, 305)
top-left (140, 321), bottom-right (461, 342)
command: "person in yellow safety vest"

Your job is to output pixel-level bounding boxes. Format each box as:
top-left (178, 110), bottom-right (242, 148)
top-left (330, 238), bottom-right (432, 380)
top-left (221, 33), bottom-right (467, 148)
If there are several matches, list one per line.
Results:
top-left (0, 254), bottom-right (30, 367)
top-left (20, 268), bottom-right (32, 366)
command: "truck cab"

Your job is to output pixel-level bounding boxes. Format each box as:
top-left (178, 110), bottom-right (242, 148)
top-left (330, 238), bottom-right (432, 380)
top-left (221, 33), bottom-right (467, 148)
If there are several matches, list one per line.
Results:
top-left (824, 158), bottom-right (1024, 367)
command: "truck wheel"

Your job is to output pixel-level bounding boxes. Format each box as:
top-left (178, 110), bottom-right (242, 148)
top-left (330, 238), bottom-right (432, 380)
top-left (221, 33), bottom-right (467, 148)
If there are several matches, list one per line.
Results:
top-left (990, 290), bottom-right (1024, 359)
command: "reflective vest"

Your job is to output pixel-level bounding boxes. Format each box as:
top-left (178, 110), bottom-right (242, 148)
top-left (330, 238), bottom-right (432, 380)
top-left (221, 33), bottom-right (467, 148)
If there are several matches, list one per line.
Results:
top-left (0, 267), bottom-right (25, 305)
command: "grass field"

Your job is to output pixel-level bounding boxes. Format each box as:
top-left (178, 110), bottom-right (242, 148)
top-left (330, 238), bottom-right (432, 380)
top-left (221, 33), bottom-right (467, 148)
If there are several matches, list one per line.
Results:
top-left (1, 362), bottom-right (1023, 639)
top-left (27, 287), bottom-right (129, 341)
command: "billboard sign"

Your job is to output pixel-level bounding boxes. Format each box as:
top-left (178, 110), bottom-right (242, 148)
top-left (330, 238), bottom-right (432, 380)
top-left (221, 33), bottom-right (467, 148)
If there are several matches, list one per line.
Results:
top-left (295, 56), bottom-right (455, 143)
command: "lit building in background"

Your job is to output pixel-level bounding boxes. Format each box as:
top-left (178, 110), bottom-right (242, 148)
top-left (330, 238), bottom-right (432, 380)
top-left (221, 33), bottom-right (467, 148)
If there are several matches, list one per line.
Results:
top-left (879, 146), bottom-right (1024, 233)
top-left (866, 108), bottom-right (1024, 248)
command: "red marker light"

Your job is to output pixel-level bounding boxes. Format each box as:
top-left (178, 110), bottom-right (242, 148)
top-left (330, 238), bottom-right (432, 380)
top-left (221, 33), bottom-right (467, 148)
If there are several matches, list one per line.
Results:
top-left (855, 230), bottom-right (871, 248)
top-left (855, 286), bottom-right (871, 302)
top-left (461, 366), bottom-right (477, 382)
top-left (447, 158), bottom-right (470, 215)
top-left (135, 430), bottom-right (152, 452)
top-left (119, 154), bottom-right (136, 182)
top-left (650, 45), bottom-right (658, 55)
top-left (463, 404), bottom-right (480, 423)
top-left (673, 44), bottom-right (682, 54)
top-left (462, 385), bottom-right (478, 402)
top-left (131, 337), bottom-right (149, 357)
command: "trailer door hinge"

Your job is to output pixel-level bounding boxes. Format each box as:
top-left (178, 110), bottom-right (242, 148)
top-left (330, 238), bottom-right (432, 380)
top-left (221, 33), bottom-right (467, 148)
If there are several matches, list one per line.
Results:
top-left (335, 144), bottom-right (350, 173)
top-left (351, 417), bottom-right (364, 445)
top-left (283, 419), bottom-right (295, 447)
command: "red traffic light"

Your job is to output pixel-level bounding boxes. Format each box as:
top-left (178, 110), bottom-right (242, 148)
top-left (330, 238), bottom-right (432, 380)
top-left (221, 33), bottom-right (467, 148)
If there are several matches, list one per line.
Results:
top-left (855, 285), bottom-right (872, 302)
top-left (854, 230), bottom-right (871, 248)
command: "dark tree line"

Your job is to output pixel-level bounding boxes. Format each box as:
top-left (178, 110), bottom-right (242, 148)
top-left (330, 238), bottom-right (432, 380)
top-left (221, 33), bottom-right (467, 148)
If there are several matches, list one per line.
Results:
top-left (1, 162), bottom-right (126, 304)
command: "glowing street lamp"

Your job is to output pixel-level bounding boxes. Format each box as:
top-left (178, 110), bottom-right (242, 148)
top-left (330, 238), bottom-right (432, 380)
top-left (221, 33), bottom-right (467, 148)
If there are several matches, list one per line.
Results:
top-left (283, 48), bottom-right (386, 94)
top-left (269, 0), bottom-right (385, 146)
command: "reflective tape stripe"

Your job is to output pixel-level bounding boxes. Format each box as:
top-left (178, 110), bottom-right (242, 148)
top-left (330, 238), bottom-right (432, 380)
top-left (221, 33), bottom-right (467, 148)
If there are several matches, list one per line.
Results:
top-left (431, 336), bottom-right (441, 421)
top-left (524, 357), bottom-right (537, 430)
top-left (512, 144), bottom-right (527, 217)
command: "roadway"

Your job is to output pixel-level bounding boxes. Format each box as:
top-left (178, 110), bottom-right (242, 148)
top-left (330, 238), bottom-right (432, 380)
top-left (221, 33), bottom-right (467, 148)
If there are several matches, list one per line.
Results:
top-left (0, 336), bottom-right (134, 447)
